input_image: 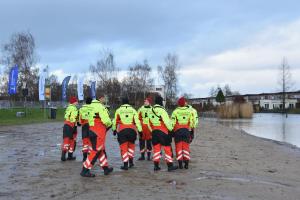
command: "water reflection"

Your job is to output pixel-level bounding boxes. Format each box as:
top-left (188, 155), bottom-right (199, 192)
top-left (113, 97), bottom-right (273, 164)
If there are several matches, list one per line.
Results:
top-left (208, 113), bottom-right (300, 147)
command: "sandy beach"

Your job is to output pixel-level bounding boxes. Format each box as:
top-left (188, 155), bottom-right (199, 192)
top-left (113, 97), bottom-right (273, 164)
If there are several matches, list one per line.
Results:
top-left (0, 119), bottom-right (300, 200)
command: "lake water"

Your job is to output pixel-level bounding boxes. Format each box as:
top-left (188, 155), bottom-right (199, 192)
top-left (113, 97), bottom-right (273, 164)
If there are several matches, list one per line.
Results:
top-left (206, 113), bottom-right (300, 148)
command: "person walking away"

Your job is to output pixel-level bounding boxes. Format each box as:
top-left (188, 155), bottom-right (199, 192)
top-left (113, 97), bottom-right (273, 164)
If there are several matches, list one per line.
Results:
top-left (112, 97), bottom-right (142, 170)
top-left (61, 96), bottom-right (78, 161)
top-left (171, 97), bottom-right (193, 169)
top-left (97, 95), bottom-right (112, 167)
top-left (80, 98), bottom-right (113, 177)
top-left (79, 97), bottom-right (93, 162)
top-left (148, 96), bottom-right (178, 172)
top-left (137, 97), bottom-right (153, 161)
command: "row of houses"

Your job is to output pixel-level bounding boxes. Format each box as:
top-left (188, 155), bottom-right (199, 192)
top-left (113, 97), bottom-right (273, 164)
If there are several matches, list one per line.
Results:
top-left (189, 91), bottom-right (300, 110)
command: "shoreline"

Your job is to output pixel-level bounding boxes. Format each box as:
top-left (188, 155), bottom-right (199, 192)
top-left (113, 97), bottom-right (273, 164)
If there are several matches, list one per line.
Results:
top-left (216, 120), bottom-right (300, 151)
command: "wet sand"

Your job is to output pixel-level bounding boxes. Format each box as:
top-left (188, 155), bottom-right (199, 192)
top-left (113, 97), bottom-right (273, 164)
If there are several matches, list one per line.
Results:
top-left (0, 120), bottom-right (300, 200)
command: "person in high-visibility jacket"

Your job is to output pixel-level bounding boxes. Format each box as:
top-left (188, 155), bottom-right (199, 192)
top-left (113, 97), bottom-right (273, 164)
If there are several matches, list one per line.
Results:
top-left (80, 99), bottom-right (113, 177)
top-left (61, 96), bottom-right (78, 161)
top-left (79, 97), bottom-right (93, 162)
top-left (112, 97), bottom-right (142, 170)
top-left (137, 97), bottom-right (153, 161)
top-left (148, 96), bottom-right (178, 171)
top-left (171, 97), bottom-right (194, 169)
top-left (186, 102), bottom-right (199, 143)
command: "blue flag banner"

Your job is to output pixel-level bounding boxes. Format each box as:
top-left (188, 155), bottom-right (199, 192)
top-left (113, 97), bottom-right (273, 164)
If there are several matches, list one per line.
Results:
top-left (90, 81), bottom-right (96, 99)
top-left (8, 65), bottom-right (18, 95)
top-left (61, 76), bottom-right (71, 101)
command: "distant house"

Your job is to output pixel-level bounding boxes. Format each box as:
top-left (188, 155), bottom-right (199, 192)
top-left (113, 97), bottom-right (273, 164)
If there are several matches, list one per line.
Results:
top-left (189, 90), bottom-right (300, 110)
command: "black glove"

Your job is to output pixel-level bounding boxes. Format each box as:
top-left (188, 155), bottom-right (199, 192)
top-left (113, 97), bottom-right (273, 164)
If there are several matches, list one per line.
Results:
top-left (113, 130), bottom-right (117, 136)
top-left (77, 122), bottom-right (81, 127)
top-left (138, 131), bottom-right (143, 138)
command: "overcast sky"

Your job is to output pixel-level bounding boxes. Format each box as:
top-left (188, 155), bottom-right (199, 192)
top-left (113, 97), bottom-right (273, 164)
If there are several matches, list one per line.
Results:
top-left (0, 0), bottom-right (300, 97)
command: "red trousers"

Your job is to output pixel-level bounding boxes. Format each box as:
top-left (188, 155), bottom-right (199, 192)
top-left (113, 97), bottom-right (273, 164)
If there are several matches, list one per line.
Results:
top-left (117, 128), bottom-right (137, 162)
top-left (153, 144), bottom-right (173, 163)
top-left (62, 124), bottom-right (77, 153)
top-left (83, 121), bottom-right (108, 169)
top-left (151, 130), bottom-right (173, 163)
top-left (141, 123), bottom-right (152, 140)
top-left (119, 142), bottom-right (135, 162)
top-left (81, 124), bottom-right (91, 153)
top-left (174, 128), bottom-right (191, 161)
top-left (175, 141), bottom-right (190, 161)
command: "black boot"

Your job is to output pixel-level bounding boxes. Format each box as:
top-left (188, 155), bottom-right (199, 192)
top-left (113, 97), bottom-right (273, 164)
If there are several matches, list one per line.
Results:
top-left (80, 167), bottom-right (95, 177)
top-left (82, 152), bottom-right (88, 162)
top-left (167, 163), bottom-right (178, 172)
top-left (103, 166), bottom-right (113, 175)
top-left (120, 162), bottom-right (128, 170)
top-left (138, 153), bottom-right (145, 161)
top-left (147, 152), bottom-right (151, 161)
top-left (178, 160), bottom-right (183, 169)
top-left (61, 151), bottom-right (66, 161)
top-left (129, 158), bottom-right (134, 168)
top-left (184, 160), bottom-right (189, 169)
top-left (67, 152), bottom-right (76, 160)
top-left (154, 162), bottom-right (161, 171)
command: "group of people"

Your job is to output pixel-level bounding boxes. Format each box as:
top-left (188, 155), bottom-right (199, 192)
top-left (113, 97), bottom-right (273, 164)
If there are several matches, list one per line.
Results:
top-left (61, 94), bottom-right (198, 177)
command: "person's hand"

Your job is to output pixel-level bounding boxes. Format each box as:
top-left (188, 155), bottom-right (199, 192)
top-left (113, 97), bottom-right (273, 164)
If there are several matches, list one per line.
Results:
top-left (113, 130), bottom-right (117, 136)
top-left (77, 122), bottom-right (81, 127)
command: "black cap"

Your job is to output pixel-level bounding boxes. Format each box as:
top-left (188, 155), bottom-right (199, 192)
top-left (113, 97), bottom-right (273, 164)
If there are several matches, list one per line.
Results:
top-left (85, 97), bottom-right (92, 104)
top-left (155, 95), bottom-right (163, 106)
top-left (122, 97), bottom-right (129, 104)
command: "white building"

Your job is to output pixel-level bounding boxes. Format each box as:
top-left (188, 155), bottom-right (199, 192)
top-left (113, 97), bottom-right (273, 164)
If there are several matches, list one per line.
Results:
top-left (189, 91), bottom-right (300, 110)
top-left (258, 98), bottom-right (297, 110)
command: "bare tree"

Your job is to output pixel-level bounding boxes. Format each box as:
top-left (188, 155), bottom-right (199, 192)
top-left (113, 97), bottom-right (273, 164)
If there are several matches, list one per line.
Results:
top-left (210, 84), bottom-right (240, 97)
top-left (209, 86), bottom-right (218, 97)
top-left (123, 60), bottom-right (153, 105)
top-left (278, 57), bottom-right (293, 114)
top-left (90, 49), bottom-right (118, 92)
top-left (90, 49), bottom-right (120, 104)
top-left (158, 53), bottom-right (180, 107)
top-left (1, 31), bottom-right (39, 101)
top-left (223, 84), bottom-right (232, 96)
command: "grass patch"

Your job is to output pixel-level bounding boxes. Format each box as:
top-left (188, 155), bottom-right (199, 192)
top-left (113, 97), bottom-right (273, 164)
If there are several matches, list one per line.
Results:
top-left (0, 107), bottom-right (65, 126)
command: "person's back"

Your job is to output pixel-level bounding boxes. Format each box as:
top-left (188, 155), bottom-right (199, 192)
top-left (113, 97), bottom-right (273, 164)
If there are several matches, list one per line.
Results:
top-left (112, 97), bottom-right (142, 170)
top-left (171, 97), bottom-right (193, 169)
top-left (148, 96), bottom-right (178, 172)
top-left (61, 97), bottom-right (78, 161)
top-left (171, 106), bottom-right (193, 132)
top-left (88, 99), bottom-right (112, 128)
top-left (81, 98), bottom-right (113, 177)
top-left (148, 104), bottom-right (172, 134)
